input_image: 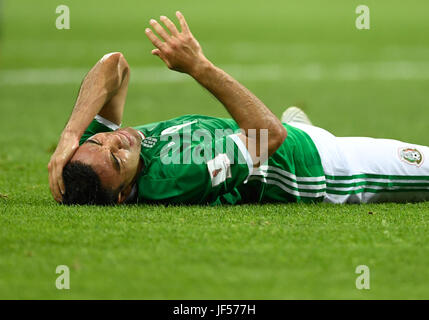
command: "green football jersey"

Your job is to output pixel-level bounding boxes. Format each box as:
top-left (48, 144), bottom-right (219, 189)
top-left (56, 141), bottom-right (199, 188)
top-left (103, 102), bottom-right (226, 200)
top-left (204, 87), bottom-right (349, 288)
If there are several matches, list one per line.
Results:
top-left (80, 114), bottom-right (325, 205)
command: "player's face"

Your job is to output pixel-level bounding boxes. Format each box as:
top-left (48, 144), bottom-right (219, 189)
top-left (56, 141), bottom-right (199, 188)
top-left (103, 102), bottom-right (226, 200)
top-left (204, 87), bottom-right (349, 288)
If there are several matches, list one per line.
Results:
top-left (71, 128), bottom-right (143, 196)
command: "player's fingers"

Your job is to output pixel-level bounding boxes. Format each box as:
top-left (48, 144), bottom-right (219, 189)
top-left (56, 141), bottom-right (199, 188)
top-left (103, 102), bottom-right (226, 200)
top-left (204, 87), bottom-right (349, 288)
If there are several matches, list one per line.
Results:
top-left (48, 173), bottom-right (55, 198)
top-left (52, 176), bottom-right (62, 202)
top-left (49, 164), bottom-right (64, 202)
top-left (160, 15), bottom-right (179, 36)
top-left (58, 175), bottom-right (65, 196)
top-left (145, 28), bottom-right (164, 49)
top-left (149, 19), bottom-right (170, 42)
top-left (50, 176), bottom-right (61, 202)
top-left (56, 181), bottom-right (64, 203)
top-left (48, 166), bottom-right (56, 196)
top-left (152, 49), bottom-right (172, 69)
top-left (176, 11), bottom-right (191, 34)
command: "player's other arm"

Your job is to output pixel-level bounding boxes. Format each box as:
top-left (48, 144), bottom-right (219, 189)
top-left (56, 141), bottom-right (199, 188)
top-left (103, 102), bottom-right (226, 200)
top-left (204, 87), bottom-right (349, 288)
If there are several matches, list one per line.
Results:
top-left (48, 52), bottom-right (130, 202)
top-left (145, 12), bottom-right (287, 166)
top-left (64, 52), bottom-right (130, 134)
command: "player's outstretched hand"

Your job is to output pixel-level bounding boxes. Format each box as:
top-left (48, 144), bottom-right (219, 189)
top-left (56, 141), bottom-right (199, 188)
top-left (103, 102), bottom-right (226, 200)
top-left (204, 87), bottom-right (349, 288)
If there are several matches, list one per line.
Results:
top-left (48, 132), bottom-right (79, 203)
top-left (145, 11), bottom-right (209, 76)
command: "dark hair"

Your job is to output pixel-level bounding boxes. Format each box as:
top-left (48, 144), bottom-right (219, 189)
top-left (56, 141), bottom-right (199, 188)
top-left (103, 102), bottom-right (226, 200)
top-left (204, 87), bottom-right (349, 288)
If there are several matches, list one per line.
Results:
top-left (62, 161), bottom-right (119, 205)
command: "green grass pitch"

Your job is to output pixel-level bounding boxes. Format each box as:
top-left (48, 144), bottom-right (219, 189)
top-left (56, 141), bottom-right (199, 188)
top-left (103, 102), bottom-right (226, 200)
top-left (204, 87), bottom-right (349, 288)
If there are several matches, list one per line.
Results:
top-left (1, 0), bottom-right (429, 299)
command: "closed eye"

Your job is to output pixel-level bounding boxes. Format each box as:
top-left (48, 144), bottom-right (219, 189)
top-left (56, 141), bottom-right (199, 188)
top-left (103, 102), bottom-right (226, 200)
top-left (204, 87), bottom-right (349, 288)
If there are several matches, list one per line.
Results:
top-left (86, 139), bottom-right (102, 146)
top-left (111, 153), bottom-right (121, 172)
top-left (86, 139), bottom-right (121, 172)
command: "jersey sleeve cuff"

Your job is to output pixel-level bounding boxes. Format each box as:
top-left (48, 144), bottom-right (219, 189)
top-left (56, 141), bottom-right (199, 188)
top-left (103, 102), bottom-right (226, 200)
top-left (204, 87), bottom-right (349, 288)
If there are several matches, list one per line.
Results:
top-left (95, 114), bottom-right (120, 131)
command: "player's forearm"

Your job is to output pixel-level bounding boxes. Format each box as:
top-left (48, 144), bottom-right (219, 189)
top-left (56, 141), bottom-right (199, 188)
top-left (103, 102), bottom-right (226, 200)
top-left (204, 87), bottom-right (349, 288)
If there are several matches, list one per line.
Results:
top-left (144, 12), bottom-right (286, 155)
top-left (191, 60), bottom-right (287, 152)
top-left (62, 53), bottom-right (128, 138)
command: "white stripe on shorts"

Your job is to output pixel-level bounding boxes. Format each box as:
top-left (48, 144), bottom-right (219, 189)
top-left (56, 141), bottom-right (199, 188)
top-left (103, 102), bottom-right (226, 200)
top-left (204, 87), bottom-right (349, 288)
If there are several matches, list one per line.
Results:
top-left (289, 122), bottom-right (429, 204)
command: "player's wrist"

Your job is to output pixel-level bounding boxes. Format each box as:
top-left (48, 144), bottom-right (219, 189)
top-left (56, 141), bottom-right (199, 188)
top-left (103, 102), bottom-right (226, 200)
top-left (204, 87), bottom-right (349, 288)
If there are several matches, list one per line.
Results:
top-left (189, 56), bottom-right (213, 79)
top-left (61, 127), bottom-right (81, 142)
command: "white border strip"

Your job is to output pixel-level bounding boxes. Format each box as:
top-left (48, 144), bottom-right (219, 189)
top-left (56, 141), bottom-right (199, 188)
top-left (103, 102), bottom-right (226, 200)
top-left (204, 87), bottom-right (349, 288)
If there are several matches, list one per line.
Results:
top-left (326, 178), bottom-right (429, 184)
top-left (248, 176), bottom-right (325, 198)
top-left (95, 114), bottom-right (120, 131)
top-left (253, 170), bottom-right (326, 191)
top-left (229, 134), bottom-right (254, 177)
top-left (327, 184), bottom-right (429, 192)
top-left (258, 165), bottom-right (325, 182)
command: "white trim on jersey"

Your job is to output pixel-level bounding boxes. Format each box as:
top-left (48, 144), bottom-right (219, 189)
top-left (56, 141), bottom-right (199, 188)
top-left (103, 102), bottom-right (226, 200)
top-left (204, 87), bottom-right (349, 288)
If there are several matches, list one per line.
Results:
top-left (252, 170), bottom-right (326, 191)
top-left (258, 165), bottom-right (325, 183)
top-left (248, 165), bottom-right (326, 198)
top-left (326, 177), bottom-right (429, 184)
top-left (229, 134), bottom-right (254, 178)
top-left (95, 114), bottom-right (120, 131)
top-left (247, 176), bottom-right (326, 198)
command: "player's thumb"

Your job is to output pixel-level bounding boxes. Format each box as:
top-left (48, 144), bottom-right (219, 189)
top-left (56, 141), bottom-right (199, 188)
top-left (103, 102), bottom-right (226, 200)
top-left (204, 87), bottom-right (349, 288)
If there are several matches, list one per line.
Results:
top-left (151, 49), bottom-right (172, 69)
top-left (151, 49), bottom-right (161, 56)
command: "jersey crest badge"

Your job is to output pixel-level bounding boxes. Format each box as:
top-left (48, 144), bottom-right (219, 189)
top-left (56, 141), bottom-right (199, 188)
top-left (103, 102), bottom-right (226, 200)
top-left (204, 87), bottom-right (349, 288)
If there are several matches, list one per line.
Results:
top-left (399, 147), bottom-right (424, 167)
top-left (142, 137), bottom-right (157, 148)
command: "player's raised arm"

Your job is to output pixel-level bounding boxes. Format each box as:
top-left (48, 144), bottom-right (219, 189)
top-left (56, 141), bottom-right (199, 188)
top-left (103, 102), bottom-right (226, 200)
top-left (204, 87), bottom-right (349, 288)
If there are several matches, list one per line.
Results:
top-left (145, 12), bottom-right (287, 166)
top-left (48, 52), bottom-right (130, 202)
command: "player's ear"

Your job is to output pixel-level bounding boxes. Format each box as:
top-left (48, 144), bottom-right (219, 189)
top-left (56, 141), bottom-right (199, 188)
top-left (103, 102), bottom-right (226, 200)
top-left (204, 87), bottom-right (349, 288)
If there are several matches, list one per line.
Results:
top-left (117, 184), bottom-right (133, 204)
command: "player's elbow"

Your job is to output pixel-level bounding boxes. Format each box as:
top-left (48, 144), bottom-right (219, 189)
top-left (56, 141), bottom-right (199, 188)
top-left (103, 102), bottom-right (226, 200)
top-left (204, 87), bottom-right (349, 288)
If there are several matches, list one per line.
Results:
top-left (101, 52), bottom-right (127, 66)
top-left (100, 52), bottom-right (130, 90)
top-left (268, 125), bottom-right (287, 154)
top-left (116, 52), bottom-right (130, 71)
top-left (108, 52), bottom-right (130, 75)
top-left (116, 52), bottom-right (130, 81)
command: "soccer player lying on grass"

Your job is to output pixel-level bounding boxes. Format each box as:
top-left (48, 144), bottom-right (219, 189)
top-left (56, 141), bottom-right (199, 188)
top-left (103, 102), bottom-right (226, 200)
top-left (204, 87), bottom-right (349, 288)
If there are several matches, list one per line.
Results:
top-left (48, 12), bottom-right (429, 205)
